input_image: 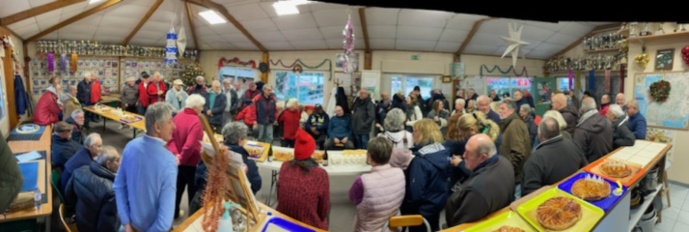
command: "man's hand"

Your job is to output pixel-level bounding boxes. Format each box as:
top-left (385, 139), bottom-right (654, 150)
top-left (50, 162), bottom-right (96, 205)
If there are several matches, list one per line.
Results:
top-left (334, 138), bottom-right (340, 144)
top-left (310, 127), bottom-right (318, 133)
top-left (123, 224), bottom-right (134, 232)
top-left (376, 123), bottom-right (383, 131)
top-left (450, 155), bottom-right (463, 167)
top-left (341, 137), bottom-right (348, 144)
top-left (206, 110), bottom-right (212, 116)
top-left (158, 90), bottom-right (163, 95)
top-left (176, 154), bottom-right (182, 166)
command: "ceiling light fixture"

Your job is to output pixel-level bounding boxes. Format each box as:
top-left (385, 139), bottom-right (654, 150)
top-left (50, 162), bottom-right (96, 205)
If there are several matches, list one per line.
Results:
top-left (89, 0), bottom-right (104, 4)
top-left (273, 0), bottom-right (312, 16)
top-left (199, 10), bottom-right (227, 25)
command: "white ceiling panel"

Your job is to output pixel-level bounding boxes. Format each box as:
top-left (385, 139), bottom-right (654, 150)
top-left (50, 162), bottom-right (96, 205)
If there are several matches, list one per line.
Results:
top-left (0, 0), bottom-right (31, 18)
top-left (35, 10), bottom-right (62, 22)
top-left (263, 41), bottom-right (294, 50)
top-left (527, 51), bottom-right (552, 59)
top-left (369, 39), bottom-right (395, 49)
top-left (396, 40), bottom-right (436, 51)
top-left (290, 39), bottom-right (327, 50)
top-left (58, 31), bottom-right (95, 41)
top-left (469, 32), bottom-right (508, 46)
top-left (439, 29), bottom-right (468, 42)
top-left (226, 3), bottom-right (270, 21)
top-left (311, 9), bottom-right (359, 27)
top-left (12, 24), bottom-right (40, 38)
top-left (62, 24), bottom-right (98, 34)
top-left (325, 38), bottom-right (346, 49)
top-left (208, 23), bottom-right (241, 34)
top-left (547, 33), bottom-right (579, 46)
top-left (195, 26), bottom-right (216, 37)
top-left (435, 42), bottom-right (460, 52)
top-left (365, 8), bottom-right (399, 26)
top-left (156, 0), bottom-right (181, 11)
top-left (251, 31), bottom-right (287, 42)
top-left (99, 16), bottom-right (139, 27)
top-left (37, 19), bottom-right (61, 31)
top-left (398, 9), bottom-right (453, 28)
top-left (281, 28), bottom-right (323, 41)
top-left (233, 42), bottom-right (257, 50)
top-left (559, 22), bottom-right (593, 37)
top-left (396, 26), bottom-right (443, 41)
top-left (464, 44), bottom-right (499, 54)
top-left (271, 13), bottom-right (317, 30)
top-left (8, 17), bottom-right (36, 29)
top-left (106, 4), bottom-right (149, 18)
top-left (366, 25), bottom-right (396, 40)
top-left (521, 26), bottom-right (557, 41)
top-left (92, 34), bottom-right (125, 44)
top-left (305, 2), bottom-right (354, 11)
top-left (523, 20), bottom-right (565, 32)
top-left (318, 26), bottom-right (363, 39)
top-left (478, 19), bottom-right (529, 36)
top-left (242, 19), bottom-right (279, 32)
top-left (29, 0), bottom-right (57, 7)
top-left (445, 15), bottom-right (483, 31)
top-left (219, 34), bottom-right (252, 43)
top-left (41, 32), bottom-right (58, 40)
top-left (128, 0), bottom-right (155, 7)
top-left (132, 30), bottom-right (163, 40)
top-left (73, 15), bottom-right (103, 26)
top-left (533, 42), bottom-right (562, 54)
top-left (61, 2), bottom-right (90, 17)
top-left (216, 0), bottom-right (261, 7)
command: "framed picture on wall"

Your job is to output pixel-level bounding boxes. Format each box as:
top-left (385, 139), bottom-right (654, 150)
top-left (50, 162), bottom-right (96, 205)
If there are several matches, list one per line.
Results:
top-left (655, 48), bottom-right (674, 70)
top-left (442, 75), bottom-right (452, 83)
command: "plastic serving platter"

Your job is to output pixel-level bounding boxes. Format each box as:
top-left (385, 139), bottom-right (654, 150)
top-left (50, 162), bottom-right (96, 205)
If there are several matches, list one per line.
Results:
top-left (260, 216), bottom-right (316, 232)
top-left (463, 210), bottom-right (535, 232)
top-left (557, 171), bottom-right (628, 212)
top-left (515, 188), bottom-right (605, 232)
top-left (583, 158), bottom-right (645, 187)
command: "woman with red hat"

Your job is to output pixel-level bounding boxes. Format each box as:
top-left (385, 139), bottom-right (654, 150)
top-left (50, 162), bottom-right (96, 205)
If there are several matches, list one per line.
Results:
top-left (276, 128), bottom-right (330, 230)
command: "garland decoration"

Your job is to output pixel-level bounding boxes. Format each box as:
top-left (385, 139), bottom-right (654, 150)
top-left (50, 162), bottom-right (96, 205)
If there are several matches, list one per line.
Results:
top-left (635, 45), bottom-right (650, 69)
top-left (201, 145), bottom-right (232, 232)
top-left (270, 58), bottom-right (332, 70)
top-left (218, 57), bottom-right (257, 69)
top-left (479, 65), bottom-right (528, 77)
top-left (649, 80), bottom-right (670, 102)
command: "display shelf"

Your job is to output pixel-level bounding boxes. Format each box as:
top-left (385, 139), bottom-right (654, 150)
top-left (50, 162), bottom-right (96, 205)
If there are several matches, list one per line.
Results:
top-left (627, 184), bottom-right (663, 232)
top-left (627, 31), bottom-right (689, 42)
top-left (585, 48), bottom-right (621, 53)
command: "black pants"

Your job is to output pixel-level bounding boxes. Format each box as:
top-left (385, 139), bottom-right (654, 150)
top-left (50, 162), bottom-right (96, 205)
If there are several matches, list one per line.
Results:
top-left (281, 139), bottom-right (295, 148)
top-left (175, 166), bottom-right (197, 219)
top-left (82, 103), bottom-right (94, 128)
top-left (124, 104), bottom-right (137, 114)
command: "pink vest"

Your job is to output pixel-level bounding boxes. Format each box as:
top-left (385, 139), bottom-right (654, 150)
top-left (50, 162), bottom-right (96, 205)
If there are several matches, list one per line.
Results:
top-left (354, 164), bottom-right (406, 232)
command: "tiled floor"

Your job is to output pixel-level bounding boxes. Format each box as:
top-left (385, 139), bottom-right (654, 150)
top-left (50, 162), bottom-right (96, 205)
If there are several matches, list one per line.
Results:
top-left (655, 182), bottom-right (689, 232)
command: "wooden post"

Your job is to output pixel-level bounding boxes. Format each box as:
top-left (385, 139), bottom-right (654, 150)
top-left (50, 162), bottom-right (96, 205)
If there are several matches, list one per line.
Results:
top-left (261, 52), bottom-right (269, 83)
top-left (364, 51), bottom-right (372, 70)
top-left (3, 47), bottom-right (18, 128)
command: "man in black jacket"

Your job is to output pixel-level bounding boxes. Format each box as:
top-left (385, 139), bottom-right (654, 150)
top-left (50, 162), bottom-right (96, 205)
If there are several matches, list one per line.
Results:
top-left (521, 118), bottom-right (587, 196)
top-left (574, 97), bottom-right (613, 162)
top-left (351, 89), bottom-right (376, 149)
top-left (51, 122), bottom-right (83, 171)
top-left (77, 72), bottom-right (94, 128)
top-left (606, 104), bottom-right (636, 149)
top-left (65, 146), bottom-right (120, 232)
top-left (374, 92), bottom-right (391, 134)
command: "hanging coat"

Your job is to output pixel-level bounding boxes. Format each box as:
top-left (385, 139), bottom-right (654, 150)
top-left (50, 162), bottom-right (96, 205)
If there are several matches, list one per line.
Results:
top-left (14, 75), bottom-right (29, 115)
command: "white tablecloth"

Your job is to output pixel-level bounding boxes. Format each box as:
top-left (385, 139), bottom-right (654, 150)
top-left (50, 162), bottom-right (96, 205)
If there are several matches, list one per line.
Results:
top-left (257, 160), bottom-right (371, 176)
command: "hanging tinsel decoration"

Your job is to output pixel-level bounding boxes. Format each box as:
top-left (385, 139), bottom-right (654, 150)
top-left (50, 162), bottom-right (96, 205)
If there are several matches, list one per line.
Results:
top-left (60, 53), bottom-right (67, 73)
top-left (164, 26), bottom-right (178, 65)
top-left (342, 11), bottom-right (355, 74)
top-left (568, 70), bottom-right (573, 90)
top-left (71, 53), bottom-right (78, 73)
top-left (635, 45), bottom-right (650, 69)
top-left (47, 53), bottom-right (54, 72)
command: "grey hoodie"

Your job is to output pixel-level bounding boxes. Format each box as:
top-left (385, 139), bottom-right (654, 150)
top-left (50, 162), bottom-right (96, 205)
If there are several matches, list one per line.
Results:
top-left (573, 109), bottom-right (613, 162)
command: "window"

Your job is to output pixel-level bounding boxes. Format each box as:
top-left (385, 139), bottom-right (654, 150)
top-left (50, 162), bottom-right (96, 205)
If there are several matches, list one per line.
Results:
top-left (486, 77), bottom-right (532, 98)
top-left (390, 76), bottom-right (435, 99)
top-left (274, 71), bottom-right (325, 105)
top-left (218, 67), bottom-right (257, 89)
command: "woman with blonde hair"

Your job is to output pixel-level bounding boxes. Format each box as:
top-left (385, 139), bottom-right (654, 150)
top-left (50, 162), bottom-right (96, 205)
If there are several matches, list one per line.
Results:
top-left (404, 95), bottom-right (423, 132)
top-left (444, 111), bottom-right (500, 190)
top-left (401, 119), bottom-right (450, 232)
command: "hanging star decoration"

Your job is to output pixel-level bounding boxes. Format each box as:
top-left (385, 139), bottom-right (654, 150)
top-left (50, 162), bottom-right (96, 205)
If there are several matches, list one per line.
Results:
top-left (501, 22), bottom-right (530, 67)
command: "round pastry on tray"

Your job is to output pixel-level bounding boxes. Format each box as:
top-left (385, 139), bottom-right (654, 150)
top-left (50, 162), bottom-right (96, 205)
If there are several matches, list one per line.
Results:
top-left (571, 176), bottom-right (611, 201)
top-left (493, 225), bottom-right (526, 232)
top-left (600, 160), bottom-right (632, 178)
top-left (537, 196), bottom-right (582, 231)
top-left (121, 114), bottom-right (136, 121)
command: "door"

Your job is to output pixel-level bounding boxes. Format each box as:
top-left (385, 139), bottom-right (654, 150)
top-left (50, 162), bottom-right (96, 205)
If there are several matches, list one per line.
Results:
top-left (532, 77), bottom-right (556, 116)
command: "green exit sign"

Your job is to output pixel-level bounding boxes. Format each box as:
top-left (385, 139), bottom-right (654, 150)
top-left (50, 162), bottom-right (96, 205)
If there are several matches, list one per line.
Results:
top-left (411, 55), bottom-right (419, 60)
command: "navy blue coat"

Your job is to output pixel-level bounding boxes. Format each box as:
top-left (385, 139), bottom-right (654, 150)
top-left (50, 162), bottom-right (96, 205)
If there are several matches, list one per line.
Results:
top-left (194, 144), bottom-right (261, 194)
top-left (51, 134), bottom-right (83, 169)
top-left (401, 144), bottom-right (451, 222)
top-left (66, 117), bottom-right (84, 145)
top-left (305, 112), bottom-right (329, 136)
top-left (14, 75), bottom-right (29, 115)
top-left (61, 148), bottom-right (95, 193)
top-left (65, 162), bottom-right (119, 232)
top-left (204, 91), bottom-right (227, 126)
top-left (76, 80), bottom-right (92, 105)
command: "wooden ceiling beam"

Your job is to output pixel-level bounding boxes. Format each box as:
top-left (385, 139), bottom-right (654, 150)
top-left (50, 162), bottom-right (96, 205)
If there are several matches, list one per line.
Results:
top-left (457, 17), bottom-right (494, 55)
top-left (26, 0), bottom-right (123, 42)
top-left (358, 7), bottom-right (370, 52)
top-left (122, 0), bottom-right (164, 45)
top-left (185, 0), bottom-right (267, 52)
top-left (0, 25), bottom-right (22, 40)
top-left (0, 0), bottom-right (86, 26)
top-left (549, 22), bottom-right (622, 59)
top-left (185, 2), bottom-right (199, 49)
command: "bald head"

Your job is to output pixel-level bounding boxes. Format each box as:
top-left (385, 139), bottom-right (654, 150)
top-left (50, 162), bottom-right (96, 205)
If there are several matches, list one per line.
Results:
top-left (538, 117), bottom-right (560, 141)
top-left (468, 134), bottom-right (497, 158)
top-left (615, 93), bottom-right (626, 106)
top-left (551, 93), bottom-right (567, 110)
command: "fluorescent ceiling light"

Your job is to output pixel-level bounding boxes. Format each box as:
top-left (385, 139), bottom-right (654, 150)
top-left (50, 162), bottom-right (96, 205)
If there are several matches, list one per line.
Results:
top-left (273, 1), bottom-right (300, 16)
top-left (89, 0), bottom-right (104, 4)
top-left (199, 10), bottom-right (227, 25)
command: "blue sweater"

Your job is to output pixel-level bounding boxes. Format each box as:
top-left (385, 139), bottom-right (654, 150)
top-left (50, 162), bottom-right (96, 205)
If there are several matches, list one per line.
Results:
top-left (628, 113), bottom-right (647, 139)
top-left (328, 115), bottom-right (351, 139)
top-left (114, 136), bottom-right (177, 232)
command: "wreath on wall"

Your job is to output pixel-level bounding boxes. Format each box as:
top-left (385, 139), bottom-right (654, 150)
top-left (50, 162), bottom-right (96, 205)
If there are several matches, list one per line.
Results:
top-left (649, 80), bottom-right (670, 102)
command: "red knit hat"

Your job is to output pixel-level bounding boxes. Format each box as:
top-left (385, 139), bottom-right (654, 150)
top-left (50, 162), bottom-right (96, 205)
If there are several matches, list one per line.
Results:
top-left (294, 128), bottom-right (315, 161)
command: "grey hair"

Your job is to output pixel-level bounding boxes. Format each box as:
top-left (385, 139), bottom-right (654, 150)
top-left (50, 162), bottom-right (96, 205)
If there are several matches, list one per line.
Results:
top-left (185, 94), bottom-right (206, 108)
top-left (455, 98), bottom-right (466, 106)
top-left (501, 99), bottom-right (517, 110)
top-left (520, 104), bottom-right (532, 113)
top-left (538, 117), bottom-right (560, 140)
top-left (195, 76), bottom-right (205, 81)
top-left (609, 104), bottom-right (625, 118)
top-left (96, 146), bottom-right (119, 166)
top-left (222, 122), bottom-right (248, 144)
top-left (467, 99), bottom-right (476, 107)
top-left (84, 133), bottom-right (102, 147)
top-left (477, 95), bottom-right (491, 104)
top-left (223, 78), bottom-right (232, 84)
top-left (384, 108), bottom-right (406, 132)
top-left (211, 80), bottom-right (221, 86)
top-left (145, 102), bottom-right (174, 134)
top-left (82, 72), bottom-right (91, 78)
top-left (627, 99), bottom-right (639, 109)
top-left (127, 76), bottom-right (136, 82)
top-left (263, 84), bottom-right (273, 90)
top-left (581, 97), bottom-right (597, 111)
top-left (69, 85), bottom-right (77, 91)
top-left (477, 138), bottom-right (497, 158)
top-left (543, 110), bottom-right (567, 130)
top-left (70, 109), bottom-right (84, 119)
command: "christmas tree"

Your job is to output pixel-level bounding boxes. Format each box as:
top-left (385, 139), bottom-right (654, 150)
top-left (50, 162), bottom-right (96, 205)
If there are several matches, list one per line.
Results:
top-left (182, 62), bottom-right (204, 86)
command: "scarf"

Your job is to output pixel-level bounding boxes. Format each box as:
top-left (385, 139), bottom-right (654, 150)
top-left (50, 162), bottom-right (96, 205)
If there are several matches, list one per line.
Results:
top-left (577, 109), bottom-right (599, 126)
top-left (172, 87), bottom-right (185, 102)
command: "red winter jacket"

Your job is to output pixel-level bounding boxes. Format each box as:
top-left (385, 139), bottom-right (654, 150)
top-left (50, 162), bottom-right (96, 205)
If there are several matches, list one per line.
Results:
top-left (235, 104), bottom-right (256, 127)
top-left (34, 91), bottom-right (61, 125)
top-left (138, 82), bottom-right (150, 107)
top-left (278, 109), bottom-right (301, 140)
top-left (167, 108), bottom-right (203, 167)
top-left (90, 79), bottom-right (102, 104)
top-left (147, 80), bottom-right (166, 104)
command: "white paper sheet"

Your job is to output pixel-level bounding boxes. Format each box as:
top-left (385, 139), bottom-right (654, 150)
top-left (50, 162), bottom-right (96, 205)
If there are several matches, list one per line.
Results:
top-left (16, 151), bottom-right (42, 163)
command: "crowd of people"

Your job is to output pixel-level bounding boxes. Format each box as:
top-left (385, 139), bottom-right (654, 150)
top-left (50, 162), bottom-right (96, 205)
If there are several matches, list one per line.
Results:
top-left (21, 71), bottom-right (650, 231)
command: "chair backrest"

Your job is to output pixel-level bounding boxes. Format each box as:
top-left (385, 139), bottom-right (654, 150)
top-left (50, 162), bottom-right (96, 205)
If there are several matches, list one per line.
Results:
top-left (380, 215), bottom-right (431, 232)
top-left (59, 203), bottom-right (78, 232)
top-left (50, 170), bottom-right (64, 203)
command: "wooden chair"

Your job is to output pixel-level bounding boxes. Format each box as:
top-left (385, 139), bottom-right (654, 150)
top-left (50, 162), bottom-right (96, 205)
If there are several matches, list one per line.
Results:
top-left (59, 204), bottom-right (78, 232)
top-left (380, 215), bottom-right (431, 232)
top-left (50, 170), bottom-right (64, 203)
